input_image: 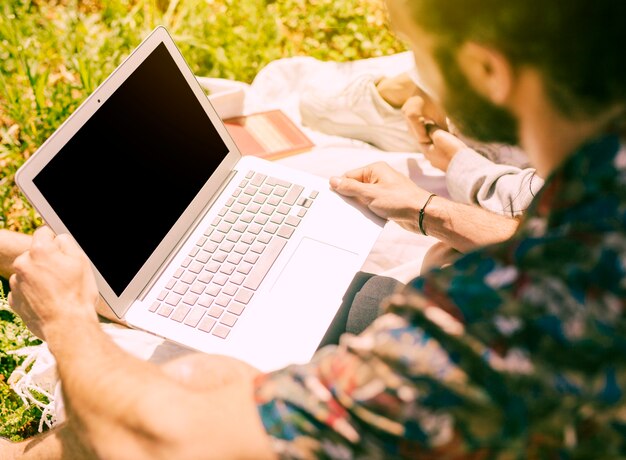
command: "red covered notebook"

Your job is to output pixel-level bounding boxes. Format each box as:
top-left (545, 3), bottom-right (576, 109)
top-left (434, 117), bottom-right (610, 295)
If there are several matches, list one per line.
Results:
top-left (223, 109), bottom-right (315, 160)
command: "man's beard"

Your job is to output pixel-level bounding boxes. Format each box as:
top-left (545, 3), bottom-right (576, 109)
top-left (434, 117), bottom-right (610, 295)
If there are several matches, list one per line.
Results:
top-left (435, 47), bottom-right (520, 146)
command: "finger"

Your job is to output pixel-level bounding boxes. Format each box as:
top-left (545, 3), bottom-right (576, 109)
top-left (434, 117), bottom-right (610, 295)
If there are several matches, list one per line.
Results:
top-left (8, 275), bottom-right (19, 309)
top-left (30, 225), bottom-right (56, 252)
top-left (402, 98), bottom-right (433, 144)
top-left (33, 225), bottom-right (55, 241)
top-left (401, 95), bottom-right (425, 117)
top-left (8, 273), bottom-right (17, 292)
top-left (430, 128), bottom-right (468, 154)
top-left (339, 166), bottom-right (371, 184)
top-left (329, 176), bottom-right (372, 199)
top-left (339, 162), bottom-right (389, 185)
top-left (55, 233), bottom-right (83, 257)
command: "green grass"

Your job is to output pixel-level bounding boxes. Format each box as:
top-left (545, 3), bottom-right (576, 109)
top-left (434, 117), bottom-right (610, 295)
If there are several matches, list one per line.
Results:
top-left (0, 287), bottom-right (43, 441)
top-left (0, 0), bottom-right (406, 441)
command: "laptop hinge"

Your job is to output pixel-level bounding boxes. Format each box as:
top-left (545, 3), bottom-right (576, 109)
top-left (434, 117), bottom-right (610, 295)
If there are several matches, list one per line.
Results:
top-left (137, 168), bottom-right (240, 302)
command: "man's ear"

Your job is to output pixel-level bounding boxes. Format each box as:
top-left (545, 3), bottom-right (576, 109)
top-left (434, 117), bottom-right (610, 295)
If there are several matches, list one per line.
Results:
top-left (456, 42), bottom-right (513, 104)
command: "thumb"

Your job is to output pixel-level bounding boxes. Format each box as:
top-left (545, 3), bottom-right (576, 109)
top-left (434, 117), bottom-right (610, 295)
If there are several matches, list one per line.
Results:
top-left (430, 128), bottom-right (468, 154)
top-left (330, 176), bottom-right (370, 198)
top-left (55, 233), bottom-right (84, 257)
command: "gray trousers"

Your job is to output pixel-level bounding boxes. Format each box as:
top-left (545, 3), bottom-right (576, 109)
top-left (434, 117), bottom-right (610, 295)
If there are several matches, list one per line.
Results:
top-left (317, 271), bottom-right (404, 348)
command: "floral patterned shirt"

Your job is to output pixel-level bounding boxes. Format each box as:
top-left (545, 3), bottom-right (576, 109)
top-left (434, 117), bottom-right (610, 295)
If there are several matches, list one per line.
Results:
top-left (255, 135), bottom-right (626, 459)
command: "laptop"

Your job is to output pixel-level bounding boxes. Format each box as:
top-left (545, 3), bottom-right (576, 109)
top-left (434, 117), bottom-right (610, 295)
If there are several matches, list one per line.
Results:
top-left (15, 26), bottom-right (385, 372)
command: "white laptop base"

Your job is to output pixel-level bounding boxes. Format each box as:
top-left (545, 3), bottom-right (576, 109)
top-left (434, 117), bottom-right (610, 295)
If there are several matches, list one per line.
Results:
top-left (125, 156), bottom-right (383, 372)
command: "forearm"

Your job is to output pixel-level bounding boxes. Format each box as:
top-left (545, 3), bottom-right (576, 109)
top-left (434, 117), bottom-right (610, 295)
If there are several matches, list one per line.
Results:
top-left (43, 317), bottom-right (273, 459)
top-left (420, 196), bottom-right (519, 252)
top-left (446, 149), bottom-right (543, 217)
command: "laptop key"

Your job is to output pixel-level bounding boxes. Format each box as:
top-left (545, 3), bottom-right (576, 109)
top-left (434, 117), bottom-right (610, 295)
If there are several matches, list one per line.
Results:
top-left (213, 274), bottom-right (228, 286)
top-left (184, 306), bottom-right (206, 327)
top-left (214, 295), bottom-right (231, 308)
top-left (212, 324), bottom-right (230, 339)
top-left (222, 283), bottom-right (238, 296)
top-left (283, 185), bottom-right (304, 206)
top-left (190, 282), bottom-right (205, 295)
top-left (173, 282), bottom-right (189, 295)
top-left (237, 194), bottom-right (251, 205)
top-left (183, 293), bottom-right (199, 306)
top-left (237, 262), bottom-right (253, 275)
top-left (206, 261), bottom-right (220, 273)
top-left (208, 305), bottom-right (224, 318)
top-left (198, 294), bottom-right (214, 308)
top-left (220, 313), bottom-right (238, 327)
top-left (188, 261), bottom-right (204, 274)
top-left (198, 317), bottom-right (217, 333)
top-left (234, 288), bottom-right (254, 305)
top-left (198, 271), bottom-right (214, 284)
top-left (285, 215), bottom-right (301, 227)
top-left (277, 204), bottom-right (291, 215)
top-left (250, 173), bottom-right (266, 187)
top-left (165, 293), bottom-right (182, 306)
top-left (230, 272), bottom-right (245, 285)
top-left (181, 271), bottom-right (196, 284)
top-left (267, 195), bottom-right (281, 206)
top-left (243, 237), bottom-right (287, 290)
top-left (171, 305), bottom-right (191, 322)
top-left (243, 252), bottom-right (259, 264)
top-left (196, 251), bottom-right (210, 264)
top-left (277, 225), bottom-right (295, 239)
top-left (228, 302), bottom-right (246, 316)
top-left (157, 304), bottom-right (175, 317)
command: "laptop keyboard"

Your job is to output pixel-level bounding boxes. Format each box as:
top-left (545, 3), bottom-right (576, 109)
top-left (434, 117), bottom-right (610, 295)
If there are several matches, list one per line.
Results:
top-left (148, 170), bottom-right (318, 340)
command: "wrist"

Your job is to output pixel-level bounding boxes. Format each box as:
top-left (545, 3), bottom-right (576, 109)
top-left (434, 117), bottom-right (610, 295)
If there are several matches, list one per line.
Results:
top-left (42, 309), bottom-right (100, 350)
top-left (417, 195), bottom-right (448, 238)
top-left (418, 193), bottom-right (438, 236)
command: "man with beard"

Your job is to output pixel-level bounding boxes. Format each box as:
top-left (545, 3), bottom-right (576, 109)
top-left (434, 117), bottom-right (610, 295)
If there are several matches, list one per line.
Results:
top-left (4, 0), bottom-right (626, 458)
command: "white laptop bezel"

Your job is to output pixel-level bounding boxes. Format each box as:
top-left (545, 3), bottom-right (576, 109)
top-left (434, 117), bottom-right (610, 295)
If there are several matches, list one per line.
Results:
top-left (15, 26), bottom-right (243, 318)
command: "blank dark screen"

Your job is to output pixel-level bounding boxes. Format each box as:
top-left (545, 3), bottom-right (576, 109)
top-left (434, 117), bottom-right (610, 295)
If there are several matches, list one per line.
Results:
top-left (33, 42), bottom-right (229, 296)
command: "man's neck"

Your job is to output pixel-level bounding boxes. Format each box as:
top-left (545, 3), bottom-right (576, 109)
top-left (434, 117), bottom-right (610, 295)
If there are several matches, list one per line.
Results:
top-left (512, 69), bottom-right (621, 179)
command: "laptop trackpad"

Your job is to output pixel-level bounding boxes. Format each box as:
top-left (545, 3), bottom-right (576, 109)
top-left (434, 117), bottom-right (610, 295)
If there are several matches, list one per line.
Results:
top-left (271, 237), bottom-right (358, 301)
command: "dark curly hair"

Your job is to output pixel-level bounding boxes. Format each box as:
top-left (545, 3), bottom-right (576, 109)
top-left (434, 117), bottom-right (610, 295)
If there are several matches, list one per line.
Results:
top-left (410, 0), bottom-right (626, 123)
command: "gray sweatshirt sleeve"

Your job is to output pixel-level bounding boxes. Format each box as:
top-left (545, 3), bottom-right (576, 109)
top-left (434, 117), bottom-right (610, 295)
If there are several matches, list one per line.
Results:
top-left (445, 148), bottom-right (544, 217)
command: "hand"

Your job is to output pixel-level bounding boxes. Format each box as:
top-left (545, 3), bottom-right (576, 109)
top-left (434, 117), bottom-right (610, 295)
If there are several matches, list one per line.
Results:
top-left (422, 127), bottom-right (470, 172)
top-left (8, 226), bottom-right (99, 340)
top-left (401, 95), bottom-right (470, 171)
top-left (401, 93), bottom-right (448, 147)
top-left (329, 161), bottom-right (435, 234)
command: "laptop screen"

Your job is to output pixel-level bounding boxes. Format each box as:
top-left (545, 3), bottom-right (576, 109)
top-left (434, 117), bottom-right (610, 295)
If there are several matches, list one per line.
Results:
top-left (33, 42), bottom-right (230, 296)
